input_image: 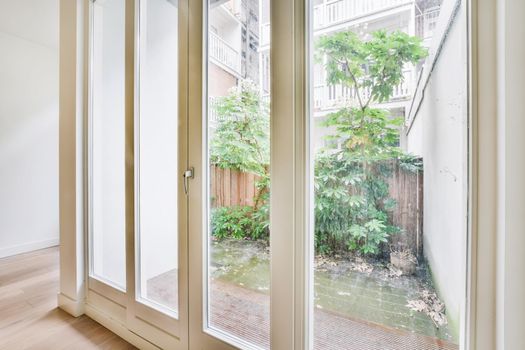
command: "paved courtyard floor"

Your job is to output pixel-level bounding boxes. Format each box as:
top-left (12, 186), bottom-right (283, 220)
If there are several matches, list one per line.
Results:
top-left (148, 240), bottom-right (459, 350)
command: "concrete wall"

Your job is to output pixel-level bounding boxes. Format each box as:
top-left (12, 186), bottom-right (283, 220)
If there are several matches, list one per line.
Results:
top-left (405, 1), bottom-right (468, 339)
top-left (0, 0), bottom-right (59, 258)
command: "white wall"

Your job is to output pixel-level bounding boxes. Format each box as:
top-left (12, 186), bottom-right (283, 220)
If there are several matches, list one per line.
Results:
top-left (405, 0), bottom-right (467, 340)
top-left (0, 0), bottom-right (59, 258)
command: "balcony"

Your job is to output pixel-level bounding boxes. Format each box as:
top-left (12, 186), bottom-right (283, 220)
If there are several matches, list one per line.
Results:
top-left (314, 0), bottom-right (412, 29)
top-left (313, 70), bottom-right (412, 111)
top-left (260, 22), bottom-right (270, 48)
top-left (416, 6), bottom-right (441, 48)
top-left (209, 31), bottom-right (241, 76)
top-left (260, 1), bottom-right (414, 48)
top-left (208, 97), bottom-right (223, 127)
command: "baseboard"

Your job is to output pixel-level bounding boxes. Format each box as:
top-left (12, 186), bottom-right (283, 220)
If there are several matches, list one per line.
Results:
top-left (85, 303), bottom-right (161, 350)
top-left (0, 237), bottom-right (59, 258)
top-left (57, 292), bottom-right (85, 317)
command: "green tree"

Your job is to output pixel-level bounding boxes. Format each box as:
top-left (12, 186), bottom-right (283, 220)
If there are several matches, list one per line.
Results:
top-left (314, 30), bottom-right (426, 256)
top-left (210, 80), bottom-right (269, 176)
top-left (210, 81), bottom-right (270, 241)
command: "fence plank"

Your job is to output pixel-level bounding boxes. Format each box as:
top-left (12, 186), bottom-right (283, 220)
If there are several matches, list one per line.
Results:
top-left (246, 173), bottom-right (255, 206)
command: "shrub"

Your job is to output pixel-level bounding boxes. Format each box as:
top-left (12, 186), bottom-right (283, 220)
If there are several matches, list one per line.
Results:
top-left (211, 206), bottom-right (269, 241)
top-left (314, 154), bottom-right (404, 256)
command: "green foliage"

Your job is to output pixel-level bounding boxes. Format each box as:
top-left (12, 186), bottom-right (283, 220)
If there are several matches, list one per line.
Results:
top-left (252, 174), bottom-right (270, 236)
top-left (321, 107), bottom-right (404, 162)
top-left (314, 153), bottom-right (402, 255)
top-left (210, 81), bottom-right (270, 242)
top-left (211, 205), bottom-right (269, 241)
top-left (316, 30), bottom-right (427, 105)
top-left (210, 80), bottom-right (270, 176)
top-left (314, 30), bottom-right (427, 256)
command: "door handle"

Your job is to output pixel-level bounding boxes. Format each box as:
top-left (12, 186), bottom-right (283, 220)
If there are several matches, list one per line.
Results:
top-left (183, 167), bottom-right (194, 195)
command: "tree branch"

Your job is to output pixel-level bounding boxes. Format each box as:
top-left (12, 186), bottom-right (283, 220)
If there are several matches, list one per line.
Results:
top-left (342, 59), bottom-right (365, 111)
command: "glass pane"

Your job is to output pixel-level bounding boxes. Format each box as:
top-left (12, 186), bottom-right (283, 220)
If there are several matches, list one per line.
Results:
top-left (206, 0), bottom-right (271, 348)
top-left (136, 0), bottom-right (179, 315)
top-left (90, 0), bottom-right (126, 289)
top-left (310, 1), bottom-right (466, 349)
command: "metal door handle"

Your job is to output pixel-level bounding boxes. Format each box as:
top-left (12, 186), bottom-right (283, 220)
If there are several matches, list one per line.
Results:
top-left (183, 167), bottom-right (194, 195)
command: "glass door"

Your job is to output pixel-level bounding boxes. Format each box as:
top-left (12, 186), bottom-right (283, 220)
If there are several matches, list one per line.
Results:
top-left (204, 0), bottom-right (271, 348)
top-left (127, 0), bottom-right (187, 346)
top-left (87, 0), bottom-right (188, 348)
top-left (187, 0), bottom-right (273, 349)
top-left (307, 1), bottom-right (469, 349)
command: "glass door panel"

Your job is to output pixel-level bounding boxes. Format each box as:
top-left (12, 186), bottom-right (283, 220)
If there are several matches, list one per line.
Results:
top-left (135, 0), bottom-right (180, 316)
top-left (309, 1), bottom-right (468, 349)
top-left (89, 0), bottom-right (127, 290)
top-left (87, 0), bottom-right (188, 347)
top-left (205, 0), bottom-right (271, 348)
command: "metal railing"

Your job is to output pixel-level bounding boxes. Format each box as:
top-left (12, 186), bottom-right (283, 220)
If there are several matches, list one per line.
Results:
top-left (260, 22), bottom-right (270, 47)
top-left (209, 31), bottom-right (241, 75)
top-left (314, 0), bottom-right (411, 29)
top-left (415, 7), bottom-right (440, 46)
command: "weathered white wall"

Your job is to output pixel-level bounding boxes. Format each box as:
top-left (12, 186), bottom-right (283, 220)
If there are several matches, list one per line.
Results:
top-left (0, 0), bottom-right (59, 258)
top-left (405, 1), bottom-right (468, 339)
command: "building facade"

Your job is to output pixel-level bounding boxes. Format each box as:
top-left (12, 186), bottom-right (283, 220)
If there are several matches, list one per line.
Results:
top-left (259, 0), bottom-right (441, 151)
top-left (208, 0), bottom-right (442, 149)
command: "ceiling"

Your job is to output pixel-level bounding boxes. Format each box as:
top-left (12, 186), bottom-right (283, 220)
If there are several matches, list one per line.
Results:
top-left (0, 0), bottom-right (58, 49)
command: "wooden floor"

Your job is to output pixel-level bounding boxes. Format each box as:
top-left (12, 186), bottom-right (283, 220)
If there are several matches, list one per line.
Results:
top-left (0, 247), bottom-right (458, 350)
top-left (0, 247), bottom-right (135, 350)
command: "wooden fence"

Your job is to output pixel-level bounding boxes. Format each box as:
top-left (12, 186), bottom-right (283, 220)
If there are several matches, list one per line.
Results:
top-left (210, 166), bottom-right (261, 207)
top-left (210, 161), bottom-right (424, 258)
top-left (386, 161), bottom-right (424, 258)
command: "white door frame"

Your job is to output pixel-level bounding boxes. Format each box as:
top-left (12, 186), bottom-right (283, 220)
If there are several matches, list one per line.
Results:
top-left (58, 0), bottom-right (189, 349)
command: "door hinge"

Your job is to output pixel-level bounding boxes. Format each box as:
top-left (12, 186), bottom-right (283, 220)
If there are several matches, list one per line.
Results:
top-left (183, 167), bottom-right (194, 195)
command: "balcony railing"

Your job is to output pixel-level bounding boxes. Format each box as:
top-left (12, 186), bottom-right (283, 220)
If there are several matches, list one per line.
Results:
top-left (314, 0), bottom-right (411, 29)
top-left (416, 7), bottom-right (440, 46)
top-left (313, 71), bottom-right (412, 110)
top-left (209, 31), bottom-right (241, 75)
top-left (260, 22), bottom-right (270, 47)
top-left (260, 0), bottom-right (413, 47)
